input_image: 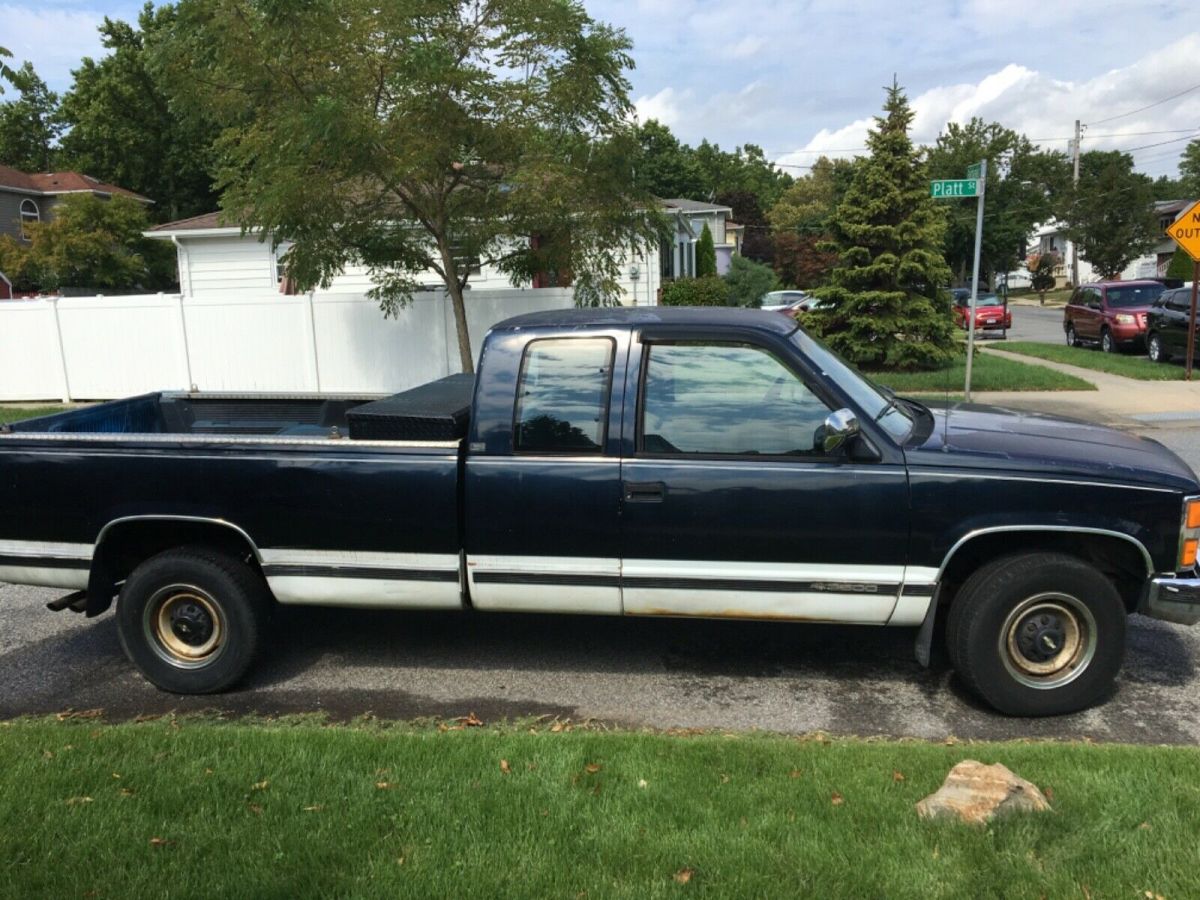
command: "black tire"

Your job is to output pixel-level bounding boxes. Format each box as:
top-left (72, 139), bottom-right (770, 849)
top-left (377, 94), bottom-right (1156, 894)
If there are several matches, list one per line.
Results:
top-left (1065, 323), bottom-right (1078, 347)
top-left (116, 547), bottom-right (271, 694)
top-left (1100, 329), bottom-right (1115, 353)
top-left (945, 552), bottom-right (1125, 716)
top-left (1148, 332), bottom-right (1169, 363)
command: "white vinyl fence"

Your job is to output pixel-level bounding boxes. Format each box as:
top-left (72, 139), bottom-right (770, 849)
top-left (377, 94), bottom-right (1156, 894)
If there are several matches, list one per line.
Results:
top-left (0, 288), bottom-right (577, 402)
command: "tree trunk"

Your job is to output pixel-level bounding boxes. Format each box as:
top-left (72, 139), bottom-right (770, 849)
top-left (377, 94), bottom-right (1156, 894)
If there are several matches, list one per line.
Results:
top-left (436, 239), bottom-right (474, 374)
top-left (446, 277), bottom-right (473, 374)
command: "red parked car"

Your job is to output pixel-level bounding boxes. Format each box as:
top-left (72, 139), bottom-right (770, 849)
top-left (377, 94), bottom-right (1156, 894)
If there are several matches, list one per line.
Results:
top-left (951, 290), bottom-right (1011, 335)
top-left (1063, 281), bottom-right (1166, 353)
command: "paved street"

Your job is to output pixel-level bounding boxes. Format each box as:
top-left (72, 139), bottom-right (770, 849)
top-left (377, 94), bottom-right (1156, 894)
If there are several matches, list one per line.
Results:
top-left (1005, 302), bottom-right (1067, 344)
top-left (3, 423), bottom-right (1200, 743)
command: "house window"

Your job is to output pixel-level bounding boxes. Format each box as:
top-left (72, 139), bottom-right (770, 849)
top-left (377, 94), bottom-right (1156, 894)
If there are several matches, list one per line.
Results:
top-left (19, 199), bottom-right (39, 240)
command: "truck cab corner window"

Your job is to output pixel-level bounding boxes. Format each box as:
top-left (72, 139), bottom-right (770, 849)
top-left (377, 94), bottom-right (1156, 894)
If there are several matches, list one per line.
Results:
top-left (513, 337), bottom-right (614, 454)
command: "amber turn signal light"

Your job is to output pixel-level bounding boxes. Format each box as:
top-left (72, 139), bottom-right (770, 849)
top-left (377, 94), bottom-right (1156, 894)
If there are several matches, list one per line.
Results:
top-left (1182, 539), bottom-right (1199, 569)
top-left (1187, 500), bottom-right (1200, 530)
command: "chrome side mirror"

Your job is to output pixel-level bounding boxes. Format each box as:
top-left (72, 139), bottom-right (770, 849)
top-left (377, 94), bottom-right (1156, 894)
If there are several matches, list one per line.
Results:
top-left (823, 408), bottom-right (860, 454)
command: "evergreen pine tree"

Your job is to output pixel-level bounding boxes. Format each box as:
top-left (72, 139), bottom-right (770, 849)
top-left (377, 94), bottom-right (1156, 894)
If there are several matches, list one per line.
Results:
top-left (1167, 247), bottom-right (1194, 281)
top-left (696, 222), bottom-right (717, 277)
top-left (807, 82), bottom-right (957, 370)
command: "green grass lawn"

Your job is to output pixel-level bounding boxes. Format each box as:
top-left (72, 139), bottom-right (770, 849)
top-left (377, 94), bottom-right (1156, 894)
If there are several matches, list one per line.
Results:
top-left (874, 351), bottom-right (1095, 394)
top-left (1, 718), bottom-right (1197, 899)
top-left (991, 342), bottom-right (1188, 381)
top-left (0, 406), bottom-right (69, 425)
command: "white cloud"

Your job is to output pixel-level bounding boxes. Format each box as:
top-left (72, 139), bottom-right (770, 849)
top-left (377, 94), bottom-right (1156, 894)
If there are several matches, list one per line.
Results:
top-left (0, 5), bottom-right (109, 91)
top-left (776, 35), bottom-right (1200, 177)
top-left (635, 86), bottom-right (689, 128)
top-left (727, 35), bottom-right (766, 61)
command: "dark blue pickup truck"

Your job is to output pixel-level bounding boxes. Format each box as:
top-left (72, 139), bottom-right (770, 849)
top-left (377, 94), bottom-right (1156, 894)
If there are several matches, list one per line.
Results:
top-left (2, 307), bottom-right (1199, 716)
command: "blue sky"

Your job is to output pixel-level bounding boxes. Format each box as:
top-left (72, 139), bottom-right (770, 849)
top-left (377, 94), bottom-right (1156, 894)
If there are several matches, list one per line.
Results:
top-left (3, 0), bottom-right (1198, 178)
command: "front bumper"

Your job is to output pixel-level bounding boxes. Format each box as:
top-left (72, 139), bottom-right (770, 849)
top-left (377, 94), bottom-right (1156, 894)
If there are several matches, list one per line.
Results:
top-left (1140, 576), bottom-right (1200, 625)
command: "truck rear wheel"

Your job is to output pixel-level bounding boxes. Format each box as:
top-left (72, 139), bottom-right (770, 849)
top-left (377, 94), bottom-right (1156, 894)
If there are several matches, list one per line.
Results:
top-left (945, 552), bottom-right (1125, 716)
top-left (116, 547), bottom-right (270, 694)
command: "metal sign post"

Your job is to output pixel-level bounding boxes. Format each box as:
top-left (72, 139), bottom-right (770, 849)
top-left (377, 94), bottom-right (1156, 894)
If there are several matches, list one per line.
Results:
top-left (963, 160), bottom-right (987, 401)
top-left (932, 162), bottom-right (987, 401)
top-left (1164, 200), bottom-right (1200, 381)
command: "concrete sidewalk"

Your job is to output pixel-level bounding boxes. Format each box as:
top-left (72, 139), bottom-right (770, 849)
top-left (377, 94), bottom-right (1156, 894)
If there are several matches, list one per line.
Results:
top-left (966, 346), bottom-right (1200, 428)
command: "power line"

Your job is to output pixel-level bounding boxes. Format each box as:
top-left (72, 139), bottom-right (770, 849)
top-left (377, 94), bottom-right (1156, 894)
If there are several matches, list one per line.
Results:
top-left (1123, 131), bottom-right (1200, 153)
top-left (1086, 82), bottom-right (1200, 126)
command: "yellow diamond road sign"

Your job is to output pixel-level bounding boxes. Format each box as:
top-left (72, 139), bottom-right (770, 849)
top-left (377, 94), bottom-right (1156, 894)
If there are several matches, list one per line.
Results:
top-left (1166, 199), bottom-right (1200, 263)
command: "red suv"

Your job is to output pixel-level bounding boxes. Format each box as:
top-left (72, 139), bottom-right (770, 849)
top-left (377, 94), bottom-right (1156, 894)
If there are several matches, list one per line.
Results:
top-left (1063, 281), bottom-right (1166, 353)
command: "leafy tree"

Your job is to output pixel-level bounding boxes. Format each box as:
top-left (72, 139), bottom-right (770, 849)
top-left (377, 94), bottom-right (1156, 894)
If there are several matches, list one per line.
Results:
top-left (768, 156), bottom-right (855, 288)
top-left (660, 275), bottom-right (727, 306)
top-left (1060, 150), bottom-right (1157, 280)
top-left (1167, 247), bottom-right (1195, 281)
top-left (805, 83), bottom-right (957, 371)
top-left (717, 189), bottom-right (773, 264)
top-left (773, 232), bottom-right (838, 289)
top-left (723, 254), bottom-right (780, 307)
top-left (58, 4), bottom-right (219, 221)
top-left (1152, 173), bottom-right (1185, 201)
top-left (0, 194), bottom-right (175, 292)
top-left (1180, 139), bottom-right (1200, 200)
top-left (0, 62), bottom-right (61, 171)
top-left (1026, 251), bottom-right (1059, 305)
top-left (695, 222), bottom-right (717, 276)
top-left (633, 120), bottom-right (706, 200)
top-left (0, 46), bottom-right (17, 93)
top-left (926, 119), bottom-right (1069, 286)
top-left (169, 0), bottom-right (661, 373)
top-left (768, 156), bottom-right (856, 235)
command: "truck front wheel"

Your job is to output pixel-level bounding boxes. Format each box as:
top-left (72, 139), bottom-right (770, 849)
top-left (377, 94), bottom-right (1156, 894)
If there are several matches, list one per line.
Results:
top-left (945, 552), bottom-right (1126, 716)
top-left (116, 547), bottom-right (270, 694)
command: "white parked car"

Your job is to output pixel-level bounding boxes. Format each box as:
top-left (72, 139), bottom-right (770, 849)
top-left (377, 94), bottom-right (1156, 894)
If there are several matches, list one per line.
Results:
top-left (760, 290), bottom-right (808, 312)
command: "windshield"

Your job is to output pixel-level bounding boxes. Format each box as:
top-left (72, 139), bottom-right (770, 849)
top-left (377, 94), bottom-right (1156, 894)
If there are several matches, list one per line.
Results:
top-left (791, 328), bottom-right (914, 441)
top-left (1107, 285), bottom-right (1164, 308)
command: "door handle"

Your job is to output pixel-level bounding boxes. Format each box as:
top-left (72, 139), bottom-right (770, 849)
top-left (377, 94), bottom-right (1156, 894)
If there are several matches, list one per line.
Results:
top-left (624, 481), bottom-right (666, 502)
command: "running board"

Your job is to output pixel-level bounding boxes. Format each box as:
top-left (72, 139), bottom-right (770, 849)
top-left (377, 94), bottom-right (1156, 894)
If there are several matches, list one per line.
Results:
top-left (46, 591), bottom-right (88, 613)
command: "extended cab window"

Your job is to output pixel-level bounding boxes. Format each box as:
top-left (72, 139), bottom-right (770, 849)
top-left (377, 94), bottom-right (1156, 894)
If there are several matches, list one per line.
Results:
top-left (514, 338), bottom-right (614, 453)
top-left (641, 342), bottom-right (832, 456)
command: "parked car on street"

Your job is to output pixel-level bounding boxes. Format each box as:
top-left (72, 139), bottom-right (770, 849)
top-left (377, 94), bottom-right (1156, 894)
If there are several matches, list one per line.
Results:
top-left (760, 290), bottom-right (808, 312)
top-left (951, 291), bottom-right (1011, 335)
top-left (1063, 281), bottom-right (1166, 353)
top-left (1147, 287), bottom-right (1200, 363)
top-left (2, 308), bottom-right (1199, 716)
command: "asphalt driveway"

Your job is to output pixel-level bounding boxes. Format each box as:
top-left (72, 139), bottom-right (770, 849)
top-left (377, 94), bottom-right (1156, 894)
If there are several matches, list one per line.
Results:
top-left (1, 423), bottom-right (1198, 743)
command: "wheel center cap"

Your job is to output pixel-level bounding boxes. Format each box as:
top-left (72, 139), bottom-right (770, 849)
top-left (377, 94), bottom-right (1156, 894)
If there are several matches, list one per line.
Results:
top-left (170, 603), bottom-right (214, 647)
top-left (1019, 615), bottom-right (1066, 662)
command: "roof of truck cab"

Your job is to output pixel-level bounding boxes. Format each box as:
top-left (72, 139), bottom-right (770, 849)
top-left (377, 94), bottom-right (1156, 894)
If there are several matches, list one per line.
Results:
top-left (493, 306), bottom-right (800, 335)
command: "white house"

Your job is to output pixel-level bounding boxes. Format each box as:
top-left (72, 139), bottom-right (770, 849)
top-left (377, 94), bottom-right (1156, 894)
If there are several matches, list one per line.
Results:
top-left (1030, 199), bottom-right (1195, 287)
top-left (145, 199), bottom-right (741, 305)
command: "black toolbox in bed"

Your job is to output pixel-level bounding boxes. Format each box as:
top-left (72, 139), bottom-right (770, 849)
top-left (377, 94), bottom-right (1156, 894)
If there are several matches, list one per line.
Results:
top-left (346, 374), bottom-right (475, 441)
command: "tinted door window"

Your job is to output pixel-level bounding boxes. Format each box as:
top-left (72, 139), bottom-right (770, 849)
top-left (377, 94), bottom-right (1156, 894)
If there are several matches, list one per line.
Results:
top-left (514, 338), bottom-right (614, 453)
top-left (641, 342), bottom-right (832, 456)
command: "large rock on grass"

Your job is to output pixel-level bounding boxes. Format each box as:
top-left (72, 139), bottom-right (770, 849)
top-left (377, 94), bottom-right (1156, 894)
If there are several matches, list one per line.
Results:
top-left (916, 760), bottom-right (1051, 824)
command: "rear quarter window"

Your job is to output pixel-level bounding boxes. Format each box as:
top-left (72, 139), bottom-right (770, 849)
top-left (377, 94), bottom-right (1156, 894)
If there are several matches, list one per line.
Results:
top-left (513, 337), bottom-right (615, 454)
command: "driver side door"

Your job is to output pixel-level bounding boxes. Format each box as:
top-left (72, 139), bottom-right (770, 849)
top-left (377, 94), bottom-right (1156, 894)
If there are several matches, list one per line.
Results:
top-left (619, 335), bottom-right (919, 625)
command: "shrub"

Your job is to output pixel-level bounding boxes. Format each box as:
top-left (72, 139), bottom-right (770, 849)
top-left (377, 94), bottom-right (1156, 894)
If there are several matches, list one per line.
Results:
top-left (660, 275), bottom-right (727, 306)
top-left (724, 254), bottom-right (780, 307)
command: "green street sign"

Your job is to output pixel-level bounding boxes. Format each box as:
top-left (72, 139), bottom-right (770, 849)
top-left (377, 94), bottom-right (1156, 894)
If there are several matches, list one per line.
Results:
top-left (966, 163), bottom-right (982, 179)
top-left (930, 179), bottom-right (979, 199)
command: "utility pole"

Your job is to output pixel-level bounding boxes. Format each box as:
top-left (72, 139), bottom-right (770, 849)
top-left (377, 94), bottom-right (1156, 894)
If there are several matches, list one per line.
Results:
top-left (1070, 119), bottom-right (1081, 287)
top-left (963, 159), bottom-right (987, 402)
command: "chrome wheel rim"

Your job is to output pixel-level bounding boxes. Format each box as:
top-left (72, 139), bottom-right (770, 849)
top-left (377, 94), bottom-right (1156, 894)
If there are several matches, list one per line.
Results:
top-left (1102, 333), bottom-right (1113, 352)
top-left (1066, 327), bottom-right (1075, 346)
top-left (143, 584), bottom-right (225, 669)
top-left (999, 592), bottom-right (1097, 690)
top-left (1149, 337), bottom-right (1161, 361)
